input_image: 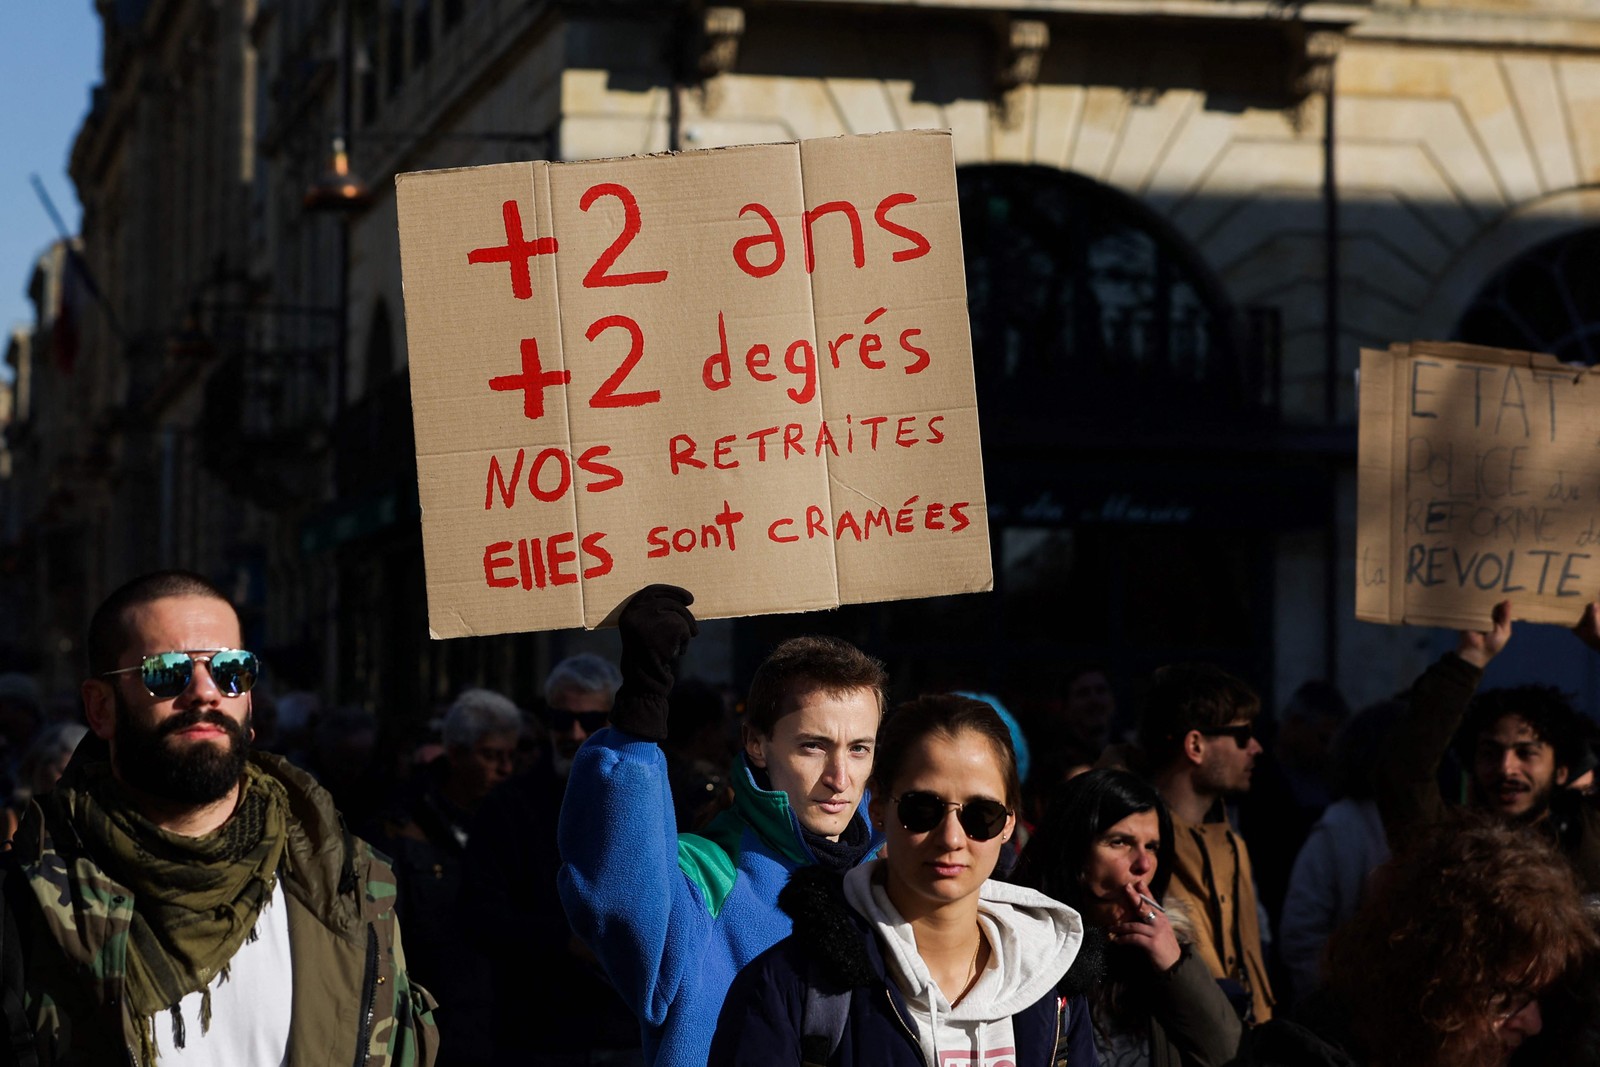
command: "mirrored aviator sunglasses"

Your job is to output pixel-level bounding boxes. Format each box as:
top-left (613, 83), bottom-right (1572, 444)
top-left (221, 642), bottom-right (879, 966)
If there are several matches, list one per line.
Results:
top-left (105, 649), bottom-right (261, 699)
top-left (893, 791), bottom-right (1011, 841)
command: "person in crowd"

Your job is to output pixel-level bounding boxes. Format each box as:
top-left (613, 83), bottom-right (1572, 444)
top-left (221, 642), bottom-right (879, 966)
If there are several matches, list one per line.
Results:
top-left (1021, 744), bottom-right (1097, 830)
top-left (1567, 723), bottom-right (1600, 796)
top-left (1284, 812), bottom-right (1600, 1067)
top-left (512, 704), bottom-right (551, 775)
top-left (1122, 663), bottom-right (1275, 1023)
top-left (306, 701), bottom-right (383, 829)
top-left (0, 569), bottom-right (435, 1065)
top-left (0, 721), bottom-right (89, 844)
top-left (268, 687), bottom-right (320, 764)
top-left (0, 672), bottom-right (43, 799)
top-left (1377, 599), bottom-right (1600, 888)
top-left (1018, 768), bottom-right (1243, 1066)
top-left (1276, 700), bottom-right (1399, 1007)
top-left (460, 652), bottom-right (638, 1067)
top-left (1239, 680), bottom-right (1348, 930)
top-left (708, 693), bottom-right (1094, 1066)
top-left (372, 687), bottom-right (520, 1067)
top-left (546, 653), bottom-right (624, 777)
top-left (663, 678), bottom-right (736, 833)
top-left (1035, 664), bottom-right (1118, 764)
top-left (559, 585), bottom-right (887, 1067)
top-left (1066, 664), bottom-right (1118, 754)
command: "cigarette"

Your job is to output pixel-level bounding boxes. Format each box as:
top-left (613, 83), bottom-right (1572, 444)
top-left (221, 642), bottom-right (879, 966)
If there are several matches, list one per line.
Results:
top-left (1137, 893), bottom-right (1166, 914)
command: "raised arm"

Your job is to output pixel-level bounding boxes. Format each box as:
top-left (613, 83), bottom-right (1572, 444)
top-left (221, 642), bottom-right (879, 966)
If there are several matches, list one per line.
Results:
top-left (1572, 598), bottom-right (1600, 655)
top-left (557, 586), bottom-right (699, 1026)
top-left (1374, 600), bottom-right (1510, 846)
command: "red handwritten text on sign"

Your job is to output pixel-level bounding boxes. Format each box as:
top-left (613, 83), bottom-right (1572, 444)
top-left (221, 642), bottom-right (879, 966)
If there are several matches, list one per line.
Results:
top-left (395, 131), bottom-right (991, 636)
top-left (731, 192), bottom-right (932, 278)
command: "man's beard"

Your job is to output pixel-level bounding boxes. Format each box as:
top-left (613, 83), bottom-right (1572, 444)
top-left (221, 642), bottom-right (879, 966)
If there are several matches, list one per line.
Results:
top-left (113, 687), bottom-right (251, 805)
top-left (1196, 759), bottom-right (1252, 798)
top-left (1484, 776), bottom-right (1556, 825)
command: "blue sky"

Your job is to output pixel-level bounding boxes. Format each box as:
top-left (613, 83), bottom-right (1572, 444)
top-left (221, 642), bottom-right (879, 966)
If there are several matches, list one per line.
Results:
top-left (1, 3), bottom-right (100, 353)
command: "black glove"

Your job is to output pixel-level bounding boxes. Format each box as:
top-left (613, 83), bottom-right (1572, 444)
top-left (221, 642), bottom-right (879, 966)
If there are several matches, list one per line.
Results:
top-left (610, 584), bottom-right (698, 741)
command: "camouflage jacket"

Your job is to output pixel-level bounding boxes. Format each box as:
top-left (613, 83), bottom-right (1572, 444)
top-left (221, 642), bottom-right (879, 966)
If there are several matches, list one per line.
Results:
top-left (4, 750), bottom-right (438, 1067)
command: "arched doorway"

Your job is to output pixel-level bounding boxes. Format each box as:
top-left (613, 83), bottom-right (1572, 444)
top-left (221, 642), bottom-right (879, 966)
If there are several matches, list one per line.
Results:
top-left (1454, 227), bottom-right (1600, 365)
top-left (960, 164), bottom-right (1247, 421)
top-left (736, 166), bottom-right (1302, 737)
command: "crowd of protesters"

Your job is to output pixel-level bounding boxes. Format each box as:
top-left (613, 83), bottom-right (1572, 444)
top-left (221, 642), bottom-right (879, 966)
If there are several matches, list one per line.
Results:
top-left (0, 576), bottom-right (1596, 1066)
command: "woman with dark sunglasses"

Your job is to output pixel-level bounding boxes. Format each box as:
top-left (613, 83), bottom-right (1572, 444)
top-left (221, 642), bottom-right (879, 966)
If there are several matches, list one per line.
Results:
top-left (1016, 768), bottom-right (1243, 1067)
top-left (708, 693), bottom-right (1096, 1067)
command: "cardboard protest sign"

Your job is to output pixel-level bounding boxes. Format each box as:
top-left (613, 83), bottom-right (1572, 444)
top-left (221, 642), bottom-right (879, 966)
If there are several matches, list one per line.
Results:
top-left (1357, 341), bottom-right (1600, 630)
top-left (395, 130), bottom-right (992, 638)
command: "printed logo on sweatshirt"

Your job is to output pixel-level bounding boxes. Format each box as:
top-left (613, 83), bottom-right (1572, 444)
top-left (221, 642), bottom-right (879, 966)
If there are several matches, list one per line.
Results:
top-left (938, 1048), bottom-right (1017, 1067)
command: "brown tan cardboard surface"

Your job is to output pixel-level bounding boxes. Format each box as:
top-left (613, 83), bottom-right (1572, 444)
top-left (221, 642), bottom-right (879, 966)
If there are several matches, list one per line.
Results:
top-left (395, 131), bottom-right (992, 638)
top-left (1356, 341), bottom-right (1600, 631)
top-left (800, 133), bottom-right (990, 608)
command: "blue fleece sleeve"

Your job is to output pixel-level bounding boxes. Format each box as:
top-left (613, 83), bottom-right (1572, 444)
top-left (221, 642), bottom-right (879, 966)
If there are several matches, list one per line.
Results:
top-left (707, 944), bottom-right (805, 1067)
top-left (558, 727), bottom-right (708, 1028)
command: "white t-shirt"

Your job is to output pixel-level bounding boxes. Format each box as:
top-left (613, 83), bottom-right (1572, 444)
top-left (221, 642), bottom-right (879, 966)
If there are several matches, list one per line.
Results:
top-left (148, 880), bottom-right (294, 1066)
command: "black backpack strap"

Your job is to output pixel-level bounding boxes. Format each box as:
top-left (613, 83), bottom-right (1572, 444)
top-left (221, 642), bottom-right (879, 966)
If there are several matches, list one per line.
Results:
top-left (799, 962), bottom-right (850, 1067)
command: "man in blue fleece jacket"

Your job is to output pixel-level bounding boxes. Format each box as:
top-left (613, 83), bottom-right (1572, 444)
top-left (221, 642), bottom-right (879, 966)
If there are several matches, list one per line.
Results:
top-left (558, 585), bottom-right (887, 1067)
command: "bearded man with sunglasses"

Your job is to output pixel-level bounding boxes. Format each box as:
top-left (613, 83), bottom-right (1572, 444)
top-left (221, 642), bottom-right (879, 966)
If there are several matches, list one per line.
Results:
top-left (1132, 662), bottom-right (1275, 1025)
top-left (557, 585), bottom-right (888, 1067)
top-left (0, 570), bottom-right (436, 1067)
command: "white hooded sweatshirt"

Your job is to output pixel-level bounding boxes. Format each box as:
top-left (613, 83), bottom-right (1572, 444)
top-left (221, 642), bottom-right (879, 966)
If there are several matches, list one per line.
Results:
top-left (843, 859), bottom-right (1084, 1067)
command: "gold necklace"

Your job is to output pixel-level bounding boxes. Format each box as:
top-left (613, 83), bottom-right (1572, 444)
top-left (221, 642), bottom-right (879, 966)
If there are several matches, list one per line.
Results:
top-left (951, 933), bottom-right (985, 1007)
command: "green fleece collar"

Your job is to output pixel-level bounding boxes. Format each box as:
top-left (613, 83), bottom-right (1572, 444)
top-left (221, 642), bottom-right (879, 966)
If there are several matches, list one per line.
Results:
top-left (732, 755), bottom-right (815, 867)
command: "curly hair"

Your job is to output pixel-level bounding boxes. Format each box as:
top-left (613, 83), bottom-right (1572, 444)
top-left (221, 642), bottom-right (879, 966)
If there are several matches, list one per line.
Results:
top-left (1456, 685), bottom-right (1586, 775)
top-left (1324, 811), bottom-right (1600, 1067)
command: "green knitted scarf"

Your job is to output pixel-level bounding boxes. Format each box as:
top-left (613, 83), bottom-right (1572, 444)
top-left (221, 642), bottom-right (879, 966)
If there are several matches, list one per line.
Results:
top-left (76, 763), bottom-right (289, 1065)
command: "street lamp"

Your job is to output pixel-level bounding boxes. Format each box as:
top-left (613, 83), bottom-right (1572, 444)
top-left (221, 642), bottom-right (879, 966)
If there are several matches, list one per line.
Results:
top-left (303, 135), bottom-right (371, 212)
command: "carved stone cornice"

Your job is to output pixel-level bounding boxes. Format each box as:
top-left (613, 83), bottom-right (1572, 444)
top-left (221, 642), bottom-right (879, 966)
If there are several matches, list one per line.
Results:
top-left (697, 6), bottom-right (745, 80)
top-left (995, 18), bottom-right (1049, 128)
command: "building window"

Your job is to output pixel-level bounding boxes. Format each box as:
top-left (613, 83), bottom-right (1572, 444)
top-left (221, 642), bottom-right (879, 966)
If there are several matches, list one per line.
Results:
top-left (734, 165), bottom-right (1275, 715)
top-left (1454, 227), bottom-right (1600, 365)
top-left (957, 165), bottom-right (1244, 427)
top-left (1449, 226), bottom-right (1600, 703)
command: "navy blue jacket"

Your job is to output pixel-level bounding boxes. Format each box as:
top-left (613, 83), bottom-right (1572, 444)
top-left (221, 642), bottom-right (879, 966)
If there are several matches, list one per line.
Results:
top-left (708, 868), bottom-right (1096, 1066)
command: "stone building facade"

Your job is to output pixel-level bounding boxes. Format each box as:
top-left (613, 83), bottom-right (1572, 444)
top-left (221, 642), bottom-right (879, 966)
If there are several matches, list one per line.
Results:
top-left (6, 0), bottom-right (1600, 721)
